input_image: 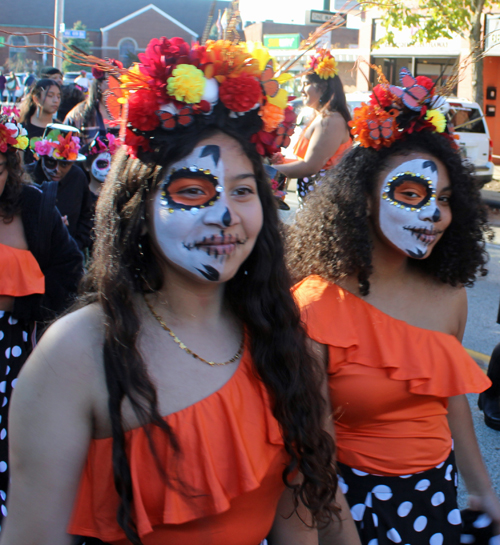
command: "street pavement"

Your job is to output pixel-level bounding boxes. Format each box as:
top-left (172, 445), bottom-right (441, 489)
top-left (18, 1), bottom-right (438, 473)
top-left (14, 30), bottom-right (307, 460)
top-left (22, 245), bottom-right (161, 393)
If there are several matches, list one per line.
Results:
top-left (279, 190), bottom-right (500, 509)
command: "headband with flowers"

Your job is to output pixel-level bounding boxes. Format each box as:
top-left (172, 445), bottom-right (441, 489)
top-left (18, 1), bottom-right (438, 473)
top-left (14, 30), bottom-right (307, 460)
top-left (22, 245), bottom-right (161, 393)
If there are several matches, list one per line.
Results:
top-left (87, 133), bottom-right (121, 156)
top-left (349, 67), bottom-right (458, 152)
top-left (30, 126), bottom-right (86, 162)
top-left (307, 48), bottom-right (339, 80)
top-left (96, 37), bottom-right (296, 159)
top-left (0, 106), bottom-right (29, 153)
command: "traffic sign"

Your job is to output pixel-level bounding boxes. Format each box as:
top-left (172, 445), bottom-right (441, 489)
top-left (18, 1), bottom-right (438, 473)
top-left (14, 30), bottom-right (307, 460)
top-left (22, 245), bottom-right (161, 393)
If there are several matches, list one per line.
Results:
top-left (63, 30), bottom-right (86, 39)
top-left (306, 9), bottom-right (345, 25)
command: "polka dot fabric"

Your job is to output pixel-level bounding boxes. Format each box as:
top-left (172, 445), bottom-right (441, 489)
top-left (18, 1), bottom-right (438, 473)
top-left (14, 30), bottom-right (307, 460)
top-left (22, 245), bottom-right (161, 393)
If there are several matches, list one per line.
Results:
top-left (0, 311), bottom-right (32, 529)
top-left (296, 171), bottom-right (326, 206)
top-left (338, 449), bottom-right (462, 545)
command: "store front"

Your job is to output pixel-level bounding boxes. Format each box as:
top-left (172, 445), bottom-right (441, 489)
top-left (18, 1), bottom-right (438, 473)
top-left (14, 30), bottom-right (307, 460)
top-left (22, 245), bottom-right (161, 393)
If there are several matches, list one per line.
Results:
top-left (483, 14), bottom-right (500, 159)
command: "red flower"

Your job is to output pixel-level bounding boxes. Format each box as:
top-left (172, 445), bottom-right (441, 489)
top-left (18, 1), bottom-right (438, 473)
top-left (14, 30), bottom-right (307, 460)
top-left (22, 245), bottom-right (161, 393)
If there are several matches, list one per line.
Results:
top-left (92, 66), bottom-right (105, 80)
top-left (219, 75), bottom-right (262, 113)
top-left (0, 124), bottom-right (18, 153)
top-left (416, 76), bottom-right (434, 92)
top-left (127, 89), bottom-right (160, 131)
top-left (138, 37), bottom-right (191, 98)
top-left (369, 85), bottom-right (396, 108)
top-left (251, 129), bottom-right (279, 157)
top-left (124, 129), bottom-right (151, 158)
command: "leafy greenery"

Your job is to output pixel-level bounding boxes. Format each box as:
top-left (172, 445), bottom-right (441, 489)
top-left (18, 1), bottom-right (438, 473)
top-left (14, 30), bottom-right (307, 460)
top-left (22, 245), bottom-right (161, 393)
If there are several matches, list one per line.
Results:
top-left (62, 21), bottom-right (93, 72)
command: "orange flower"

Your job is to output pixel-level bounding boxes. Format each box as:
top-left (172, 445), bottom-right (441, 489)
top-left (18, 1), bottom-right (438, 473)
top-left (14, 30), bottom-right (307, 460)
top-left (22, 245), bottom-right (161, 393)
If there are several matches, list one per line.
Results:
top-left (260, 102), bottom-right (285, 132)
top-left (349, 103), bottom-right (399, 151)
top-left (203, 40), bottom-right (260, 82)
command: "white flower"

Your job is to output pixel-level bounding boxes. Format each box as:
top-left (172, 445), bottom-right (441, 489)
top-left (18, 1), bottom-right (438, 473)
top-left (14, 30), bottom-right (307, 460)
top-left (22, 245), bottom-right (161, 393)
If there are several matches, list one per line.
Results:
top-left (5, 122), bottom-right (19, 138)
top-left (430, 95), bottom-right (450, 115)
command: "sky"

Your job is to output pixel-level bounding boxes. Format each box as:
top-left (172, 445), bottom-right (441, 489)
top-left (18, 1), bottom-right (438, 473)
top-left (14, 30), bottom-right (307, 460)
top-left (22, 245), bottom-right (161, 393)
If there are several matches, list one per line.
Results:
top-left (239, 0), bottom-right (325, 25)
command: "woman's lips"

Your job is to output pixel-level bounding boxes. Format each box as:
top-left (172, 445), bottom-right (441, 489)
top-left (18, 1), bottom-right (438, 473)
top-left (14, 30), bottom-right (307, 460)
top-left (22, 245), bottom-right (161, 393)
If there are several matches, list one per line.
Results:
top-left (404, 227), bottom-right (443, 245)
top-left (184, 234), bottom-right (247, 257)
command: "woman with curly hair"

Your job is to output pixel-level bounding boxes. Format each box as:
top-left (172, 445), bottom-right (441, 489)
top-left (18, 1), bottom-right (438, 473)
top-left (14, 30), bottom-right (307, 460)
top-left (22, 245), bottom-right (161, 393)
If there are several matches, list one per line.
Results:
top-left (289, 71), bottom-right (500, 544)
top-left (272, 48), bottom-right (351, 205)
top-left (0, 113), bottom-right (82, 528)
top-left (1, 39), bottom-right (359, 545)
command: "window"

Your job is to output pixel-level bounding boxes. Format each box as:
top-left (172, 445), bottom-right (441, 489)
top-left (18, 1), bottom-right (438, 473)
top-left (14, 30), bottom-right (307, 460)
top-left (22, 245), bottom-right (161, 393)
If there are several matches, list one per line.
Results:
top-left (8, 35), bottom-right (27, 65)
top-left (118, 38), bottom-right (137, 68)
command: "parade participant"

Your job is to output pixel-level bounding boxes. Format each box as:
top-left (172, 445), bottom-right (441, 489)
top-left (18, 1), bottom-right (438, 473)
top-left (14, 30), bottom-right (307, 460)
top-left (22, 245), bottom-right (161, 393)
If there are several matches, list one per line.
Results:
top-left (64, 64), bottom-right (116, 145)
top-left (479, 338), bottom-right (500, 430)
top-left (1, 38), bottom-right (359, 545)
top-left (83, 132), bottom-right (120, 198)
top-left (0, 113), bottom-right (82, 527)
top-left (31, 124), bottom-right (94, 251)
top-left (272, 48), bottom-right (351, 204)
top-left (41, 68), bottom-right (63, 85)
top-left (289, 69), bottom-right (500, 544)
top-left (18, 79), bottom-right (61, 166)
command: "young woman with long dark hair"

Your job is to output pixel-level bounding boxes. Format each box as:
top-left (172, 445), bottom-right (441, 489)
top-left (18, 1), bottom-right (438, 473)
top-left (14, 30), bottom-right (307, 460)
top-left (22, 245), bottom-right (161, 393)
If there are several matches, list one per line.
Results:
top-left (18, 79), bottom-right (61, 166)
top-left (1, 38), bottom-right (359, 545)
top-left (0, 112), bottom-right (82, 530)
top-left (288, 71), bottom-right (500, 544)
top-left (272, 48), bottom-right (352, 204)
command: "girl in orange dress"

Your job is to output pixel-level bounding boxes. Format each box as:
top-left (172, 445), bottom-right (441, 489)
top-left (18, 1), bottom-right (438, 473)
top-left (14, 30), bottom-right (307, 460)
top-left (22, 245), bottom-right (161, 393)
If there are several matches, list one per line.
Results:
top-left (272, 48), bottom-right (351, 205)
top-left (1, 40), bottom-right (359, 545)
top-left (0, 111), bottom-right (82, 529)
top-left (287, 70), bottom-right (500, 544)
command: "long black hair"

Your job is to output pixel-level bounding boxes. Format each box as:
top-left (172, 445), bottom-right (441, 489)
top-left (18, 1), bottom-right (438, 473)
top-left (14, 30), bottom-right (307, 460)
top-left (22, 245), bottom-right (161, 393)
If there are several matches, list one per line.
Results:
top-left (18, 78), bottom-right (61, 124)
top-left (0, 149), bottom-right (25, 223)
top-left (306, 72), bottom-right (351, 124)
top-left (77, 117), bottom-right (339, 542)
top-left (287, 131), bottom-right (489, 295)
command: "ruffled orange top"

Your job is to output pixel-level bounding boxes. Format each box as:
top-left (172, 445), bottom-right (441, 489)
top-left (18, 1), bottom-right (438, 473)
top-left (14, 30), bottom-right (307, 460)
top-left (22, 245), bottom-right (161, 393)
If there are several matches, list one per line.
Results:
top-left (293, 275), bottom-right (491, 476)
top-left (68, 347), bottom-right (288, 545)
top-left (0, 242), bottom-right (45, 297)
top-left (294, 121), bottom-right (352, 170)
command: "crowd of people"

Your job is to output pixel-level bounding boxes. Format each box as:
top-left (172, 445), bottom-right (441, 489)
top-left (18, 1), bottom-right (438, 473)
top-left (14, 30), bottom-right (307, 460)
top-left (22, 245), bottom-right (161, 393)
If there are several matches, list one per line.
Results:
top-left (0, 37), bottom-right (498, 545)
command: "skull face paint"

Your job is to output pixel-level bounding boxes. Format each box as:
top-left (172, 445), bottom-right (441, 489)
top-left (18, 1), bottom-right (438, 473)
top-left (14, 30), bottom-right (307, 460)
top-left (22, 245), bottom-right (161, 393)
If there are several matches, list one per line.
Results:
top-left (378, 157), bottom-right (450, 259)
top-left (41, 156), bottom-right (58, 180)
top-left (151, 137), bottom-right (263, 283)
top-left (91, 152), bottom-right (111, 183)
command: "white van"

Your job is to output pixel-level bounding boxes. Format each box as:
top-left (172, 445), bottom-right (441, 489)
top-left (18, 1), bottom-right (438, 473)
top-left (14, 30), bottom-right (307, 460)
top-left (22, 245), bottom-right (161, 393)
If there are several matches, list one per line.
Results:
top-left (446, 99), bottom-right (493, 186)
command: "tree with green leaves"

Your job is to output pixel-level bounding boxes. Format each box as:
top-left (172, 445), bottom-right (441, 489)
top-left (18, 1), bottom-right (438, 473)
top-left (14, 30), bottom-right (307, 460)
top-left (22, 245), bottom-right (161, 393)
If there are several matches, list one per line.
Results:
top-left (62, 21), bottom-right (93, 72)
top-left (375, 0), bottom-right (498, 107)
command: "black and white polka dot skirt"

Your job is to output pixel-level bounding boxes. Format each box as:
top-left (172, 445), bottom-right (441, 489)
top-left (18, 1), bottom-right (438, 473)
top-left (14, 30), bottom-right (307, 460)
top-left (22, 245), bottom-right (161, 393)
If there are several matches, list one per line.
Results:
top-left (338, 449), bottom-right (462, 545)
top-left (296, 171), bottom-right (326, 206)
top-left (0, 311), bottom-right (33, 528)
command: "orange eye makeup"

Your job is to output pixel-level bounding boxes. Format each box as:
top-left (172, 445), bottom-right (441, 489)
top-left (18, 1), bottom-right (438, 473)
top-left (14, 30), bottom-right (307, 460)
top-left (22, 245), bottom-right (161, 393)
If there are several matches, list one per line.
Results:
top-left (160, 166), bottom-right (221, 211)
top-left (382, 172), bottom-right (435, 210)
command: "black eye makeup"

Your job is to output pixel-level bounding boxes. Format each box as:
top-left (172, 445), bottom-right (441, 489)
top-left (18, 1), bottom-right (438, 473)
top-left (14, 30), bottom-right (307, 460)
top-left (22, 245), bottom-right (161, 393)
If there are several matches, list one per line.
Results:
top-left (160, 166), bottom-right (223, 213)
top-left (382, 172), bottom-right (436, 211)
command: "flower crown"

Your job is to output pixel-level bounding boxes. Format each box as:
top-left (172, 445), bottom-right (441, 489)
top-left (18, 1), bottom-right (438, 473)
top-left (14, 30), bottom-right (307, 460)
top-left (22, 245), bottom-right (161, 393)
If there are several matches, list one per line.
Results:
top-left (87, 133), bottom-right (120, 156)
top-left (349, 68), bottom-right (458, 151)
top-left (307, 48), bottom-right (338, 80)
top-left (0, 106), bottom-right (29, 153)
top-left (101, 37), bottom-right (296, 159)
top-left (30, 128), bottom-right (84, 161)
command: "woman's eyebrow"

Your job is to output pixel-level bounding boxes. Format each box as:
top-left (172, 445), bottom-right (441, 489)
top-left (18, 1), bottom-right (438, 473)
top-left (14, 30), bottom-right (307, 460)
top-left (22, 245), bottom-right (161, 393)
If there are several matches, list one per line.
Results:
top-left (231, 173), bottom-right (256, 181)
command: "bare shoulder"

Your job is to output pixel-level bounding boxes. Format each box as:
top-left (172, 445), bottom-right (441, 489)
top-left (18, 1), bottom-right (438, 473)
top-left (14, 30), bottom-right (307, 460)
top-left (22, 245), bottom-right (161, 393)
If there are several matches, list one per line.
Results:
top-left (319, 111), bottom-right (347, 131)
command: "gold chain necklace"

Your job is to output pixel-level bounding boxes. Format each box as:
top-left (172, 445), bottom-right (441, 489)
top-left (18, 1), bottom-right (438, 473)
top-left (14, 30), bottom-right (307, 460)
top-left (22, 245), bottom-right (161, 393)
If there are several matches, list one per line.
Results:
top-left (145, 298), bottom-right (244, 367)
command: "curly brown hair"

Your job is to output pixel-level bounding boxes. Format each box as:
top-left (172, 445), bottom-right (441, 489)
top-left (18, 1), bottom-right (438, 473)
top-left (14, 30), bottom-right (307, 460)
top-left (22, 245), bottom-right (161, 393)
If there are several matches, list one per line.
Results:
top-left (0, 149), bottom-right (26, 223)
top-left (287, 131), bottom-right (490, 295)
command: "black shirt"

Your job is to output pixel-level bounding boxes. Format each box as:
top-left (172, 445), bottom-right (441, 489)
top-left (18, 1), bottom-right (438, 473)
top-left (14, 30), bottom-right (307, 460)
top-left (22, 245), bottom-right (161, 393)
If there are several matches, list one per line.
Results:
top-left (23, 119), bottom-right (47, 166)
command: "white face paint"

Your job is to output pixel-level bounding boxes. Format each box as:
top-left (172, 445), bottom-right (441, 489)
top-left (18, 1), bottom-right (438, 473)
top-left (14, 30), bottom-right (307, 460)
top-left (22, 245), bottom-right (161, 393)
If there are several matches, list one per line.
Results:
top-left (151, 140), bottom-right (262, 283)
top-left (41, 156), bottom-right (58, 180)
top-left (378, 158), bottom-right (446, 259)
top-left (91, 151), bottom-right (111, 183)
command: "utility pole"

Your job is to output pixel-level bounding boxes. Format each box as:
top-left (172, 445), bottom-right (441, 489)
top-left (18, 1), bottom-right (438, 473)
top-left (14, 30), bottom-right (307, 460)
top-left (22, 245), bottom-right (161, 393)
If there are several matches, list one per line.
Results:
top-left (323, 0), bottom-right (330, 10)
top-left (53, 0), bottom-right (64, 69)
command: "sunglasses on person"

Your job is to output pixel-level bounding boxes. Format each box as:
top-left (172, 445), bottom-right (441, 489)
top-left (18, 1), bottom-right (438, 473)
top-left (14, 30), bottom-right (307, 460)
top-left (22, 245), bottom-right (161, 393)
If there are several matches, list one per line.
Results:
top-left (43, 157), bottom-right (73, 169)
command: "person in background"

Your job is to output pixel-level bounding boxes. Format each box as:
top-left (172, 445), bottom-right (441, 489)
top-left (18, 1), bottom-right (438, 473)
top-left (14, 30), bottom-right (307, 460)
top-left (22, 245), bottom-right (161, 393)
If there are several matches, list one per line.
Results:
top-left (272, 48), bottom-right (351, 205)
top-left (82, 132), bottom-right (120, 201)
top-left (5, 73), bottom-right (19, 104)
top-left (18, 79), bottom-right (61, 167)
top-left (64, 65), bottom-right (114, 145)
top-left (1, 38), bottom-right (359, 545)
top-left (0, 113), bottom-right (83, 527)
top-left (41, 67), bottom-right (63, 85)
top-left (23, 72), bottom-right (36, 91)
top-left (57, 83), bottom-right (85, 123)
top-left (73, 70), bottom-right (89, 91)
top-left (0, 71), bottom-right (6, 103)
top-left (289, 71), bottom-right (500, 543)
top-left (31, 124), bottom-right (94, 252)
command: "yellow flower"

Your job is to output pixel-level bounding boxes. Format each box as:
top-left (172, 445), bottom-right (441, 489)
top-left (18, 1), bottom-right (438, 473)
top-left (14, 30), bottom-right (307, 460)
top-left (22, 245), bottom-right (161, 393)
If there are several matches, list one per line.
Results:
top-left (167, 64), bottom-right (206, 104)
top-left (247, 42), bottom-right (271, 71)
top-left (120, 64), bottom-right (146, 95)
top-left (316, 57), bottom-right (338, 80)
top-left (425, 109), bottom-right (446, 133)
top-left (14, 135), bottom-right (29, 150)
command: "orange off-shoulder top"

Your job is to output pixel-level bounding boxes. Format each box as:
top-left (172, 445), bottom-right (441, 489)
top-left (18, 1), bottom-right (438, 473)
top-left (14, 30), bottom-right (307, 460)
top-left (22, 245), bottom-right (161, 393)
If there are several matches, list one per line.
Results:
top-left (0, 242), bottom-right (45, 297)
top-left (68, 346), bottom-right (289, 545)
top-left (293, 275), bottom-right (491, 476)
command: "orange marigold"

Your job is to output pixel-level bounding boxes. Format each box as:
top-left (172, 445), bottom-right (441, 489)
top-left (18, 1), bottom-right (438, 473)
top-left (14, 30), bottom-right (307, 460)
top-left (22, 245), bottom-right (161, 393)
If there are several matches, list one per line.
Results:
top-left (260, 102), bottom-right (285, 132)
top-left (349, 103), bottom-right (399, 151)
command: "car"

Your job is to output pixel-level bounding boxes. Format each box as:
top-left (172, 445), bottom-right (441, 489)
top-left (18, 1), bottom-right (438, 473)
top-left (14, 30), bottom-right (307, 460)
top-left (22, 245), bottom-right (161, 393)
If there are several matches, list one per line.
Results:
top-left (446, 99), bottom-right (493, 187)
